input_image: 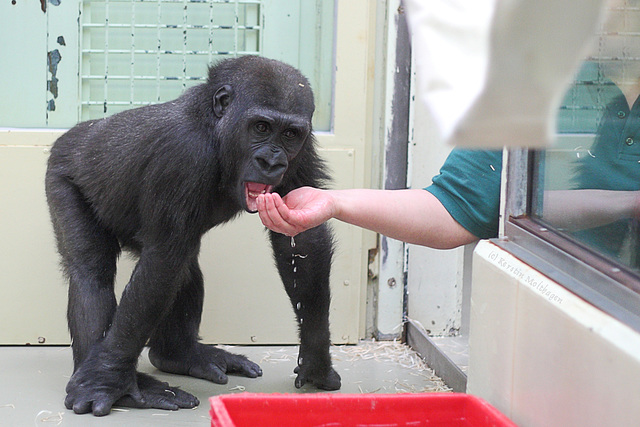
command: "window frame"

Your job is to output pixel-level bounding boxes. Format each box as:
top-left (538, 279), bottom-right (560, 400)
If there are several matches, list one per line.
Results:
top-left (500, 147), bottom-right (640, 333)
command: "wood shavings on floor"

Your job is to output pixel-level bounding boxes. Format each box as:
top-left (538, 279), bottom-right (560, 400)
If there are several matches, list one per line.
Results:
top-left (193, 342), bottom-right (450, 394)
top-left (259, 348), bottom-right (297, 363)
top-left (333, 340), bottom-right (451, 393)
top-left (233, 340), bottom-right (451, 394)
top-left (35, 410), bottom-right (65, 425)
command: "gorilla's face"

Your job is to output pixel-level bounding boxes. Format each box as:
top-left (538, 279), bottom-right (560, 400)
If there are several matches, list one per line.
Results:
top-left (237, 113), bottom-right (310, 212)
top-left (210, 68), bottom-right (313, 213)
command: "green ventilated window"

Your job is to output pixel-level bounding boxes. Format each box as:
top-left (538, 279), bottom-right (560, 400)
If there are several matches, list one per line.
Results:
top-left (0, 0), bottom-right (334, 130)
top-left (80, 0), bottom-right (262, 119)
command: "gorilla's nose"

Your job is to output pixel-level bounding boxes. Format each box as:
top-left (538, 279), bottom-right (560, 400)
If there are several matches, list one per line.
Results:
top-left (254, 150), bottom-right (287, 179)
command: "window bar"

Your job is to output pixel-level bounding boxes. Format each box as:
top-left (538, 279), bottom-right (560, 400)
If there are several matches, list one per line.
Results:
top-left (130, 0), bottom-right (136, 106)
top-left (208, 0), bottom-right (215, 65)
top-left (234, 0), bottom-right (239, 56)
top-left (82, 23), bottom-right (259, 30)
top-left (156, 0), bottom-right (162, 102)
top-left (257, 1), bottom-right (263, 54)
top-left (81, 0), bottom-right (264, 117)
top-left (83, 48), bottom-right (240, 54)
top-left (77, 0), bottom-right (86, 121)
top-left (253, 2), bottom-right (260, 54)
top-left (182, 0), bottom-right (188, 89)
top-left (103, 0), bottom-right (110, 115)
top-left (81, 75), bottom-right (207, 81)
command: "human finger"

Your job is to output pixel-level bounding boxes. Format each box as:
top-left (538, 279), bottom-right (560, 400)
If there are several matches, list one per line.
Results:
top-left (256, 194), bottom-right (275, 229)
top-left (258, 194), bottom-right (297, 236)
top-left (270, 194), bottom-right (308, 235)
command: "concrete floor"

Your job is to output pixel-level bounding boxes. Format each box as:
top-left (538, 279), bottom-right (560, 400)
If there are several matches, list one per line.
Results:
top-left (430, 336), bottom-right (469, 373)
top-left (1, 341), bottom-right (449, 426)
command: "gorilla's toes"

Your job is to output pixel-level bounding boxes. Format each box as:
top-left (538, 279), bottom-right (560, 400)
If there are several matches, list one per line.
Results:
top-left (294, 365), bottom-right (341, 391)
top-left (115, 373), bottom-right (200, 410)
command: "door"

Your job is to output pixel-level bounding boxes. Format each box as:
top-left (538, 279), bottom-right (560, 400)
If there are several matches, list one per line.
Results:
top-left (0, 0), bottom-right (376, 345)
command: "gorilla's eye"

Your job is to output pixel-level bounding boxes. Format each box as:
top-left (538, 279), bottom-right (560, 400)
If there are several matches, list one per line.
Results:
top-left (283, 129), bottom-right (298, 139)
top-left (255, 122), bottom-right (270, 133)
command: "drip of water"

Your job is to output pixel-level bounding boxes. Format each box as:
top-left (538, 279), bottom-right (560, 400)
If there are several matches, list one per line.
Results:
top-left (291, 236), bottom-right (297, 289)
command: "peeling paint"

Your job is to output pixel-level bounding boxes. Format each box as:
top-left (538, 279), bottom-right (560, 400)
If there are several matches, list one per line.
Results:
top-left (39, 0), bottom-right (60, 12)
top-left (57, 36), bottom-right (66, 46)
top-left (47, 99), bottom-right (56, 112)
top-left (47, 49), bottom-right (62, 101)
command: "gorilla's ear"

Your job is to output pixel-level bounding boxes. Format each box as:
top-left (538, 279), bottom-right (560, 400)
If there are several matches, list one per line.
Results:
top-left (213, 85), bottom-right (233, 118)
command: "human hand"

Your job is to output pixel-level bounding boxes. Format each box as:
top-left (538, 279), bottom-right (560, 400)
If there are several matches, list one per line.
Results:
top-left (256, 187), bottom-right (335, 236)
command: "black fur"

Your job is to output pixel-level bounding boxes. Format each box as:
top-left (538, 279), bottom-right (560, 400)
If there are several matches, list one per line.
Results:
top-left (45, 56), bottom-right (340, 417)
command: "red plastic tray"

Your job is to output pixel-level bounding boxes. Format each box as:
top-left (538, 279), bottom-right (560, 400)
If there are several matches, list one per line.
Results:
top-left (210, 393), bottom-right (516, 426)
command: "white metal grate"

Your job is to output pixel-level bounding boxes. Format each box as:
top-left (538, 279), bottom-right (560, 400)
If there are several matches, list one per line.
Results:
top-left (80, 0), bottom-right (262, 120)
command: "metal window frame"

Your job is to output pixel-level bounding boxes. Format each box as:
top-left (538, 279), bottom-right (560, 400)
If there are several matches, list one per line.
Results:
top-left (500, 148), bottom-right (640, 333)
top-left (79, 0), bottom-right (263, 119)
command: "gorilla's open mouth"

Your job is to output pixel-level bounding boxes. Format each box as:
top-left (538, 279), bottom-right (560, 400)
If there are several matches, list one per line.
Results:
top-left (245, 182), bottom-right (273, 212)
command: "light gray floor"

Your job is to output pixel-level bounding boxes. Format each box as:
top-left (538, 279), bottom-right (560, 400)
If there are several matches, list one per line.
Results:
top-left (430, 336), bottom-right (469, 373)
top-left (1, 341), bottom-right (449, 426)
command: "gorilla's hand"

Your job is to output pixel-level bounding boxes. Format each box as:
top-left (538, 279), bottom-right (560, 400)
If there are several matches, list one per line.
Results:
top-left (65, 345), bottom-right (199, 416)
top-left (64, 344), bottom-right (138, 416)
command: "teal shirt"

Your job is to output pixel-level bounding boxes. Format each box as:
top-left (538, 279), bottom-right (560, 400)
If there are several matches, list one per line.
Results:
top-left (424, 63), bottom-right (640, 266)
top-left (425, 149), bottom-right (502, 239)
top-left (570, 78), bottom-right (640, 262)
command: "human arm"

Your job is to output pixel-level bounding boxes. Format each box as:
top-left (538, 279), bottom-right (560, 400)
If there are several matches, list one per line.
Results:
top-left (256, 187), bottom-right (478, 249)
top-left (542, 189), bottom-right (640, 231)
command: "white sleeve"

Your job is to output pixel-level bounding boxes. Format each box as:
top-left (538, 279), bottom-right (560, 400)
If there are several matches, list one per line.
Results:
top-left (403, 0), bottom-right (608, 148)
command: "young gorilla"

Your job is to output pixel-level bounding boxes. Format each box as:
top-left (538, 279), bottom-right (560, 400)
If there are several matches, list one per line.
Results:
top-left (45, 56), bottom-right (340, 416)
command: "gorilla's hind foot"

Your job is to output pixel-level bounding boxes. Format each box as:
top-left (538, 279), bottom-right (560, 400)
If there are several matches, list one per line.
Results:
top-left (115, 373), bottom-right (200, 411)
top-left (149, 343), bottom-right (263, 385)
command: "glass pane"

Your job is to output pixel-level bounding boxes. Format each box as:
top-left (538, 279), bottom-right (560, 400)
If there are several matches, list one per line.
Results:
top-left (533, 0), bottom-right (640, 273)
top-left (261, 0), bottom-right (335, 131)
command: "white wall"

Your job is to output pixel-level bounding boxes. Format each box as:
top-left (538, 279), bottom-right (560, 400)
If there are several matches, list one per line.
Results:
top-left (468, 240), bottom-right (640, 426)
top-left (406, 72), bottom-right (469, 337)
